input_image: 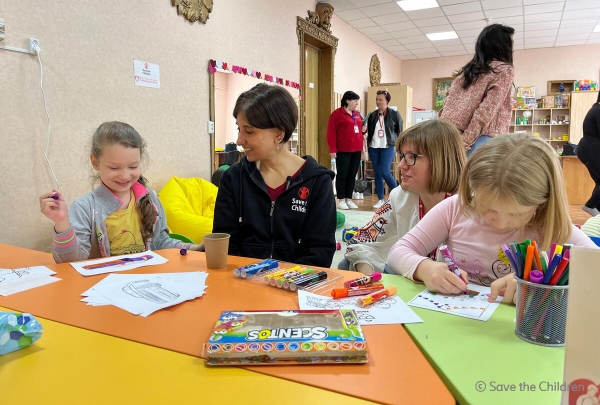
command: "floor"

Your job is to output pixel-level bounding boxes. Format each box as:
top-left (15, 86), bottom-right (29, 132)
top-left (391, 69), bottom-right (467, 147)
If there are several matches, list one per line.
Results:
top-left (342, 193), bottom-right (592, 225)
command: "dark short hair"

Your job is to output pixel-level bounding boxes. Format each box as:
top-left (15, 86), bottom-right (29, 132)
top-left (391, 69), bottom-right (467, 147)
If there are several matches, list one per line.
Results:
top-left (341, 91), bottom-right (360, 107)
top-left (233, 83), bottom-right (298, 142)
top-left (376, 90), bottom-right (391, 103)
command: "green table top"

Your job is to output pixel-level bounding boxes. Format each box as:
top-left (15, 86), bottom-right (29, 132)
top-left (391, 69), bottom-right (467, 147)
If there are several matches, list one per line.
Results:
top-left (383, 275), bottom-right (564, 405)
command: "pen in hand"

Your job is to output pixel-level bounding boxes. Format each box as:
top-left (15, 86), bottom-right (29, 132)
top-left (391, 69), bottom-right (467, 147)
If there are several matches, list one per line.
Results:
top-left (439, 244), bottom-right (468, 285)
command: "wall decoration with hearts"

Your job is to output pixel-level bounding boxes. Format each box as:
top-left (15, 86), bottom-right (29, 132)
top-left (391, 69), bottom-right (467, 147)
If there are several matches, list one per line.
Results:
top-left (208, 59), bottom-right (299, 90)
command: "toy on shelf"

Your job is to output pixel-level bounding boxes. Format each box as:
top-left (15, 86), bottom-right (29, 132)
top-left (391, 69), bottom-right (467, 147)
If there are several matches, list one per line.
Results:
top-left (573, 80), bottom-right (598, 91)
top-left (516, 86), bottom-right (536, 98)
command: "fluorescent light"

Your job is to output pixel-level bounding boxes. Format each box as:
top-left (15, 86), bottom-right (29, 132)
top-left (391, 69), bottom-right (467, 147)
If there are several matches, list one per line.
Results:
top-left (396, 0), bottom-right (439, 12)
top-left (594, 25), bottom-right (600, 33)
top-left (426, 31), bottom-right (458, 41)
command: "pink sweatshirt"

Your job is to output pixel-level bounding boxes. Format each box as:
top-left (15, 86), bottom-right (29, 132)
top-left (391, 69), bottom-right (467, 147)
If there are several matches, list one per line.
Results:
top-left (388, 195), bottom-right (597, 286)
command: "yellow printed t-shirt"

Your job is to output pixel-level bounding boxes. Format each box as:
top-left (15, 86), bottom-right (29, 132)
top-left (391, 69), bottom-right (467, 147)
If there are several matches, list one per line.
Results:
top-left (106, 192), bottom-right (146, 256)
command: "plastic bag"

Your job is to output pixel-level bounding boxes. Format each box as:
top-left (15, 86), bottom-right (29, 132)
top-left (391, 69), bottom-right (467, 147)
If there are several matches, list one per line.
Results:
top-left (0, 312), bottom-right (43, 355)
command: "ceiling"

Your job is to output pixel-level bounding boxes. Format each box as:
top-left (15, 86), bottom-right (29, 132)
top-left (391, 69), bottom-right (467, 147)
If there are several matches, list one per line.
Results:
top-left (318, 0), bottom-right (600, 60)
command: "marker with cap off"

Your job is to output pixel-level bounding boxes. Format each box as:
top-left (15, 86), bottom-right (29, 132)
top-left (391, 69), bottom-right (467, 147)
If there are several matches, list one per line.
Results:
top-left (343, 272), bottom-right (382, 288)
top-left (439, 244), bottom-right (468, 285)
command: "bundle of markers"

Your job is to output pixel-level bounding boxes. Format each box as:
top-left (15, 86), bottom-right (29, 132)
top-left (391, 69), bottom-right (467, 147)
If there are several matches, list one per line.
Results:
top-left (331, 273), bottom-right (397, 308)
top-left (501, 240), bottom-right (571, 286)
top-left (232, 260), bottom-right (332, 292)
top-left (506, 240), bottom-right (570, 346)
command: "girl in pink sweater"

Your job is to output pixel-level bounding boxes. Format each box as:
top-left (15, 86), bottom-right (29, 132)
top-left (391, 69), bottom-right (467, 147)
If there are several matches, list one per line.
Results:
top-left (388, 133), bottom-right (596, 303)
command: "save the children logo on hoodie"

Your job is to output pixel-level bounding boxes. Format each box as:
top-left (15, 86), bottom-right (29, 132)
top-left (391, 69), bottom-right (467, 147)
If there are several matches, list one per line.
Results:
top-left (292, 187), bottom-right (310, 213)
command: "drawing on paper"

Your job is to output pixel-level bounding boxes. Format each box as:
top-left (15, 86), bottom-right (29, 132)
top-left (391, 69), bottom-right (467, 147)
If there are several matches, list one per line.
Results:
top-left (409, 290), bottom-right (492, 318)
top-left (82, 254), bottom-right (153, 270)
top-left (122, 280), bottom-right (180, 303)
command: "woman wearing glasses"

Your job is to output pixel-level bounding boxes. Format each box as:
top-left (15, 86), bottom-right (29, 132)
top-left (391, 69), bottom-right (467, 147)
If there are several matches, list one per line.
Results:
top-left (439, 24), bottom-right (515, 157)
top-left (339, 120), bottom-right (466, 274)
top-left (327, 91), bottom-right (364, 210)
top-left (364, 90), bottom-right (403, 209)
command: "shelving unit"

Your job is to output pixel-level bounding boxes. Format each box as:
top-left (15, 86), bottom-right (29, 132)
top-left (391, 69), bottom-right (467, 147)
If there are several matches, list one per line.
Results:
top-left (509, 107), bottom-right (571, 145)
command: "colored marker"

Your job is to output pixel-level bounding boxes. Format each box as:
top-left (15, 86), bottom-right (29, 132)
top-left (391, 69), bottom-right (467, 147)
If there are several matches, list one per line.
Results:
top-left (262, 266), bottom-right (299, 283)
top-left (81, 254), bottom-right (152, 270)
top-left (356, 285), bottom-right (397, 308)
top-left (439, 244), bottom-right (467, 284)
top-left (331, 284), bottom-right (385, 299)
top-left (233, 259), bottom-right (278, 278)
top-left (529, 270), bottom-right (544, 284)
top-left (531, 240), bottom-right (542, 271)
top-left (343, 272), bottom-right (382, 288)
top-left (271, 267), bottom-right (310, 286)
top-left (562, 244), bottom-right (573, 260)
top-left (289, 271), bottom-right (328, 292)
top-left (542, 253), bottom-right (562, 285)
top-left (523, 244), bottom-right (535, 281)
top-left (502, 244), bottom-right (519, 275)
top-left (278, 268), bottom-right (314, 288)
top-left (52, 194), bottom-right (59, 201)
top-left (549, 257), bottom-right (569, 285)
top-left (180, 248), bottom-right (187, 256)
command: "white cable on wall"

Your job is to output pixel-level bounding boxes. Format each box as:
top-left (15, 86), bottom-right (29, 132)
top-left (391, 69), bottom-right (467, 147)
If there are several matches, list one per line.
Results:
top-left (36, 49), bottom-right (60, 190)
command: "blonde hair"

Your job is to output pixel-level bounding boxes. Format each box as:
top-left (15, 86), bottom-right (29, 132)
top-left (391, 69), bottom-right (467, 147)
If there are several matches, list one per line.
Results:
top-left (90, 121), bottom-right (156, 243)
top-left (459, 133), bottom-right (571, 250)
top-left (396, 119), bottom-right (466, 194)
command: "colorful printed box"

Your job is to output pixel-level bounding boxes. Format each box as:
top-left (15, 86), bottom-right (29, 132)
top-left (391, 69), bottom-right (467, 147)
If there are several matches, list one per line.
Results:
top-left (516, 86), bottom-right (536, 98)
top-left (203, 309), bottom-right (368, 365)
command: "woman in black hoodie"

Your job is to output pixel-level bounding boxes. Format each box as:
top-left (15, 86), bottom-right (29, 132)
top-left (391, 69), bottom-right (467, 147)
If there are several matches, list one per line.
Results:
top-left (212, 83), bottom-right (336, 267)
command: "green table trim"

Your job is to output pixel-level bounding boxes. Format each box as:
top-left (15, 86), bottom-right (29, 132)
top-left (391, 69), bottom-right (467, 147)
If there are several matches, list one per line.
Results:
top-left (383, 274), bottom-right (564, 405)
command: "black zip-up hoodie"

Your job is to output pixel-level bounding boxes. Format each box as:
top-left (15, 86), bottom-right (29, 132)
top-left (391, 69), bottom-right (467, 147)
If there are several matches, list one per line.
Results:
top-left (213, 155), bottom-right (337, 267)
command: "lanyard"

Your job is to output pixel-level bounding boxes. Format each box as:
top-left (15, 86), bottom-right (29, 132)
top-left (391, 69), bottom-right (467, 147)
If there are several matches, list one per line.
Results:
top-left (350, 111), bottom-right (356, 125)
top-left (378, 109), bottom-right (386, 129)
top-left (419, 192), bottom-right (453, 260)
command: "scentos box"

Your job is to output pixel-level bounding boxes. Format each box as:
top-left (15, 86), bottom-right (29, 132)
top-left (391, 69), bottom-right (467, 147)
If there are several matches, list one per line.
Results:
top-left (203, 309), bottom-right (368, 365)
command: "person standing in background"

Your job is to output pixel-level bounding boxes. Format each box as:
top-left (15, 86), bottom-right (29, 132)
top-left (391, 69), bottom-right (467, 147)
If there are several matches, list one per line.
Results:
top-left (440, 24), bottom-right (515, 157)
top-left (327, 91), bottom-right (364, 210)
top-left (364, 90), bottom-right (402, 209)
top-left (577, 91), bottom-right (600, 217)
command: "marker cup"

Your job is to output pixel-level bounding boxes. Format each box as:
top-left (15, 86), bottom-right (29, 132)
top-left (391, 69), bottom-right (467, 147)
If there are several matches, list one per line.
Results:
top-left (204, 233), bottom-right (230, 269)
top-left (514, 275), bottom-right (568, 347)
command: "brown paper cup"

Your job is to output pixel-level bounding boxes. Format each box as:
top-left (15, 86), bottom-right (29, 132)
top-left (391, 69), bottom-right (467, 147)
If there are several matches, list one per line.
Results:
top-left (204, 233), bottom-right (230, 269)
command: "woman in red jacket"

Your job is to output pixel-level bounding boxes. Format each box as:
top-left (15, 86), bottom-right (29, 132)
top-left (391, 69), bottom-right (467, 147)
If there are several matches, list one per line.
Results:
top-left (327, 91), bottom-right (364, 210)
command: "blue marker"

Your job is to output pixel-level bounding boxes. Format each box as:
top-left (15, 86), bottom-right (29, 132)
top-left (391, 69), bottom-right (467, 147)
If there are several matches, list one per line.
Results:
top-left (502, 244), bottom-right (519, 276)
top-left (233, 259), bottom-right (278, 278)
top-left (542, 254), bottom-right (562, 285)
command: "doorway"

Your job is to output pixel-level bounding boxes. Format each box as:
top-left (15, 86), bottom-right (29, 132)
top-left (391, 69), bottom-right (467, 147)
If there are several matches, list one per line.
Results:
top-left (296, 16), bottom-right (338, 166)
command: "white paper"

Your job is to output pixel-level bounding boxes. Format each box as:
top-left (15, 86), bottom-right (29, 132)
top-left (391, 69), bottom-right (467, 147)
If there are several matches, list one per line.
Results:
top-left (83, 272), bottom-right (208, 317)
top-left (70, 251), bottom-right (168, 276)
top-left (0, 266), bottom-right (61, 296)
top-left (297, 290), bottom-right (423, 325)
top-left (407, 284), bottom-right (501, 321)
top-left (133, 60), bottom-right (160, 89)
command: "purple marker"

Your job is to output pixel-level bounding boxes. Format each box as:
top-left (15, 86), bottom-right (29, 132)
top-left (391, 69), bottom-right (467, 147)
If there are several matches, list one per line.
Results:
top-left (439, 244), bottom-right (467, 283)
top-left (180, 248), bottom-right (187, 256)
top-left (529, 270), bottom-right (544, 284)
top-left (52, 194), bottom-right (59, 200)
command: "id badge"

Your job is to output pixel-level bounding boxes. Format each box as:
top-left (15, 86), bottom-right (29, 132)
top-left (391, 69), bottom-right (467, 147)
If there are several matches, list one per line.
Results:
top-left (378, 129), bottom-right (384, 138)
top-left (354, 125), bottom-right (359, 133)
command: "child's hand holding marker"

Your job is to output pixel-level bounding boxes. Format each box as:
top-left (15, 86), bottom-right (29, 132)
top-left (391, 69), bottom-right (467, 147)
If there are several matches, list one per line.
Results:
top-left (39, 190), bottom-right (71, 233)
top-left (413, 244), bottom-right (468, 295)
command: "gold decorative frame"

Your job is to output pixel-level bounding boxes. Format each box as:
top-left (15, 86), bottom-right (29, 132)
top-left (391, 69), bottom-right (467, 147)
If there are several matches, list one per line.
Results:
top-left (432, 77), bottom-right (454, 111)
top-left (296, 15), bottom-right (338, 161)
top-left (171, 0), bottom-right (213, 24)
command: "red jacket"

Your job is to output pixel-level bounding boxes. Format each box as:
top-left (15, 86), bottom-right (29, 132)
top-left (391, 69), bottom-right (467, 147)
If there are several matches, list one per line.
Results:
top-left (327, 107), bottom-right (364, 153)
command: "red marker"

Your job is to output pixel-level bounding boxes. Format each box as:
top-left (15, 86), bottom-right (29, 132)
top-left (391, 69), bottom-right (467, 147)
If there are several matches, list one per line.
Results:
top-left (331, 283), bottom-right (385, 299)
top-left (343, 272), bottom-right (382, 288)
top-left (356, 285), bottom-right (397, 308)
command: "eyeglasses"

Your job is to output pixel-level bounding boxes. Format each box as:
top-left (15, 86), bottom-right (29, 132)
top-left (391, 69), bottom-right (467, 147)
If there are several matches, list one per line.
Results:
top-left (398, 152), bottom-right (424, 166)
